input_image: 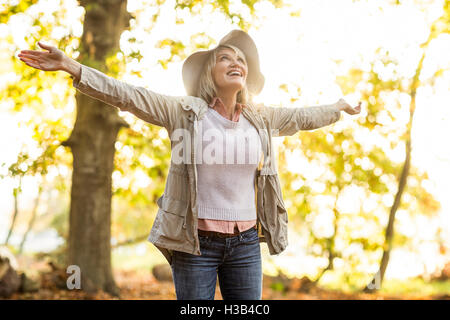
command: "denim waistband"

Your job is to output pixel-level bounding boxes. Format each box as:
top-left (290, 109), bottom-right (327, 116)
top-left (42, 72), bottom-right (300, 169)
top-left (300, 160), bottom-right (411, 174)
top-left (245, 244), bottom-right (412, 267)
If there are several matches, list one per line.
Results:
top-left (197, 224), bottom-right (257, 239)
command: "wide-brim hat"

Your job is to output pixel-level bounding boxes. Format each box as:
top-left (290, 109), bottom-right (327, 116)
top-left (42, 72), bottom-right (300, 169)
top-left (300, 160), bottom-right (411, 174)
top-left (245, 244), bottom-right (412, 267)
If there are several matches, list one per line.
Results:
top-left (182, 29), bottom-right (265, 97)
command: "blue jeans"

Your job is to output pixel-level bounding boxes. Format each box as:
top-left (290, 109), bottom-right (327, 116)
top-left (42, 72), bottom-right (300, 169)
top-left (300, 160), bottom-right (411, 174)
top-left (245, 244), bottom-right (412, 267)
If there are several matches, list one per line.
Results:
top-left (171, 226), bottom-right (262, 300)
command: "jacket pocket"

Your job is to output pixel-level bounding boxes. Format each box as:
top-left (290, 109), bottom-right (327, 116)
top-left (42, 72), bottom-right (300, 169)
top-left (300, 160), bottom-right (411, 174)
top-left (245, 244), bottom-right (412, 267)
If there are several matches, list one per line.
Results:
top-left (259, 174), bottom-right (288, 250)
top-left (267, 175), bottom-right (287, 214)
top-left (163, 168), bottom-right (190, 203)
top-left (263, 175), bottom-right (288, 245)
top-left (158, 195), bottom-right (188, 218)
top-left (154, 195), bottom-right (189, 243)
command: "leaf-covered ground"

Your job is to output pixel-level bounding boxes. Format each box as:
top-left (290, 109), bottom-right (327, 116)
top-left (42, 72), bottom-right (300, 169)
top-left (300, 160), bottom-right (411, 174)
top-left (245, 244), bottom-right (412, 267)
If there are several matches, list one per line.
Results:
top-left (2, 254), bottom-right (449, 300)
top-left (5, 268), bottom-right (449, 300)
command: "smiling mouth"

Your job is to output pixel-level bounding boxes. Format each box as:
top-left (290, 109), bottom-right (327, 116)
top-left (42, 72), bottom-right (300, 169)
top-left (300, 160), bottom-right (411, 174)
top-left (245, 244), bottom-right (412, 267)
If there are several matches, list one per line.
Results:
top-left (227, 74), bottom-right (243, 79)
top-left (227, 70), bottom-right (243, 77)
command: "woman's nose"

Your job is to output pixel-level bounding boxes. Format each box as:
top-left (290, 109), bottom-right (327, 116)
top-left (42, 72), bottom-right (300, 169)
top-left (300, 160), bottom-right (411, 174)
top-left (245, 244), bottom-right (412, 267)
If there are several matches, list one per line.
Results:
top-left (229, 60), bottom-right (245, 72)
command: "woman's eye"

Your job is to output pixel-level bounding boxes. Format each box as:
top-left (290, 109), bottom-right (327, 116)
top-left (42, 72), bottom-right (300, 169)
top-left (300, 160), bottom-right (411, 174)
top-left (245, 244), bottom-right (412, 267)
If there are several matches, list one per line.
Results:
top-left (219, 55), bottom-right (245, 64)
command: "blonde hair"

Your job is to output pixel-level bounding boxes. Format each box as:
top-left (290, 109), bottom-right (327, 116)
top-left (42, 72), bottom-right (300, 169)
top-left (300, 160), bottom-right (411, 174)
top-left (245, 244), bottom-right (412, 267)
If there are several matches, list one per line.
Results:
top-left (196, 44), bottom-right (251, 105)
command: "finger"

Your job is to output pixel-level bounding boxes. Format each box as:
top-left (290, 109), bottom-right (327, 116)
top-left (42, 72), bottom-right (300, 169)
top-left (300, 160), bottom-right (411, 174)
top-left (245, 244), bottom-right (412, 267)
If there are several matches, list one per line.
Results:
top-left (19, 56), bottom-right (34, 63)
top-left (19, 50), bottom-right (45, 57)
top-left (20, 56), bottom-right (41, 68)
top-left (18, 53), bottom-right (41, 60)
top-left (19, 56), bottom-right (36, 63)
top-left (22, 59), bottom-right (41, 70)
top-left (38, 41), bottom-right (53, 51)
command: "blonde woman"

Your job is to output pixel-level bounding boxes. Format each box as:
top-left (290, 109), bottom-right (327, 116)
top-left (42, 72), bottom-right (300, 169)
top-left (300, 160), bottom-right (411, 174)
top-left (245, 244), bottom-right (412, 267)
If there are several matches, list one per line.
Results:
top-left (18, 30), bottom-right (361, 300)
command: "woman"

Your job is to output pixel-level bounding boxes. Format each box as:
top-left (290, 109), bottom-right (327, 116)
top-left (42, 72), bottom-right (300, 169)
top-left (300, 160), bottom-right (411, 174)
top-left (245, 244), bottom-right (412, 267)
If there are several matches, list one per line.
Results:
top-left (18, 30), bottom-right (361, 300)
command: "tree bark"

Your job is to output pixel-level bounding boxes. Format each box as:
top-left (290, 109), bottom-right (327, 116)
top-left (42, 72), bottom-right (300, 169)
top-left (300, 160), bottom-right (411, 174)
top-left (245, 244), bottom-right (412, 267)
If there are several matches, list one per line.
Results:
top-left (61, 0), bottom-right (130, 295)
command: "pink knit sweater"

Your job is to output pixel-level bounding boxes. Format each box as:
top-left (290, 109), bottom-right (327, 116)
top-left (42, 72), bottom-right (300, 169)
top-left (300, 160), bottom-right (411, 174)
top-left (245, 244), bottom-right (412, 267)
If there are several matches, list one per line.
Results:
top-left (197, 97), bottom-right (257, 233)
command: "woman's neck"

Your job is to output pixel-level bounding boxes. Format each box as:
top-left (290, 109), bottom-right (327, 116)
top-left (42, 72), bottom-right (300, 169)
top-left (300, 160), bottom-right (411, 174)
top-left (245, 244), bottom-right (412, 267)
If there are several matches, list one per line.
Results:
top-left (215, 94), bottom-right (237, 120)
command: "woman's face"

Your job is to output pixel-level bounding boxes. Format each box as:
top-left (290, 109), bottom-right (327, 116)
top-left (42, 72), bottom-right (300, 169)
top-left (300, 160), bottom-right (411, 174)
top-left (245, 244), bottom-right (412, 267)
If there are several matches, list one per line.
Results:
top-left (212, 47), bottom-right (248, 94)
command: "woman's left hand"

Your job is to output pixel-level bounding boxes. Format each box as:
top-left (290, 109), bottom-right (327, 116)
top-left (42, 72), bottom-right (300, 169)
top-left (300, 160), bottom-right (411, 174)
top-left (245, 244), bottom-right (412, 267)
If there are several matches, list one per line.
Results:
top-left (336, 98), bottom-right (362, 115)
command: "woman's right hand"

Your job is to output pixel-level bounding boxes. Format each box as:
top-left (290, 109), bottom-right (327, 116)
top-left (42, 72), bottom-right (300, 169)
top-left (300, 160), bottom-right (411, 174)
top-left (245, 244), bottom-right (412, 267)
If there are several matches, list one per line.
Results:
top-left (336, 98), bottom-right (362, 115)
top-left (18, 42), bottom-right (81, 80)
top-left (18, 42), bottom-right (66, 71)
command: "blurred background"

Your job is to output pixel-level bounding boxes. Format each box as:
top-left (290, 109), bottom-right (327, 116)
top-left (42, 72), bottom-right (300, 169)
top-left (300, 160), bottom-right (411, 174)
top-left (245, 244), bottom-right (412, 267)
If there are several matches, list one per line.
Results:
top-left (0, 0), bottom-right (449, 299)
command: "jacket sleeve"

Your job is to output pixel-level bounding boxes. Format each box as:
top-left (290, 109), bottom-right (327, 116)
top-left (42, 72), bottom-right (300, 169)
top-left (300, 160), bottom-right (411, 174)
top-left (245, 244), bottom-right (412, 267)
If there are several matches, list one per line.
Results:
top-left (72, 64), bottom-right (179, 130)
top-left (259, 103), bottom-right (342, 136)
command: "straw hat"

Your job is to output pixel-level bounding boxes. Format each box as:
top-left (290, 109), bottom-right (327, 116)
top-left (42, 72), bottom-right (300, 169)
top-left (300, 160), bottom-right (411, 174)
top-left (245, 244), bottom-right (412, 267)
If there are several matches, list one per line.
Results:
top-left (182, 29), bottom-right (265, 97)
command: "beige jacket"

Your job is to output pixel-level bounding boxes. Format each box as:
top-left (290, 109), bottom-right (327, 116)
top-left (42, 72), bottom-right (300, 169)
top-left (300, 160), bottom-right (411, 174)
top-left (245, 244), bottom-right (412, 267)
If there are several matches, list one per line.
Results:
top-left (73, 65), bottom-right (342, 265)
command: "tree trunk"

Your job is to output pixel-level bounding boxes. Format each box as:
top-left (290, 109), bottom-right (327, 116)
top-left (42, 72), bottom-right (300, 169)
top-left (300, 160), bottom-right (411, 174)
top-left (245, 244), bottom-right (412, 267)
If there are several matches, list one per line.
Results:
top-left (4, 176), bottom-right (22, 246)
top-left (364, 138), bottom-right (411, 293)
top-left (18, 183), bottom-right (44, 254)
top-left (363, 0), bottom-right (449, 291)
top-left (61, 0), bottom-right (130, 295)
top-left (364, 38), bottom-right (428, 293)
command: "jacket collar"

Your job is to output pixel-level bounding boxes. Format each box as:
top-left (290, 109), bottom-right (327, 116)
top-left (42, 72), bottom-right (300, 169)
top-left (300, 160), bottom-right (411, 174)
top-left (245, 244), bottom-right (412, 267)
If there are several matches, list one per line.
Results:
top-left (208, 97), bottom-right (246, 122)
top-left (180, 96), bottom-right (208, 120)
top-left (182, 96), bottom-right (250, 121)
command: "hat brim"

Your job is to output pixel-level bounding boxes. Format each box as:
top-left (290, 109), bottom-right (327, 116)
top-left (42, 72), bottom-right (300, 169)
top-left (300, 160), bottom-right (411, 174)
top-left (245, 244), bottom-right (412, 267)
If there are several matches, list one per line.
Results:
top-left (182, 30), bottom-right (265, 97)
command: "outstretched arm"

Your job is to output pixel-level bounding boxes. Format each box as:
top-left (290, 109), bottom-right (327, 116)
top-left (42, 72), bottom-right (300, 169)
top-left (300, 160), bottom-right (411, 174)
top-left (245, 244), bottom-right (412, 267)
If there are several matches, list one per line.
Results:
top-left (17, 42), bottom-right (181, 131)
top-left (259, 99), bottom-right (361, 136)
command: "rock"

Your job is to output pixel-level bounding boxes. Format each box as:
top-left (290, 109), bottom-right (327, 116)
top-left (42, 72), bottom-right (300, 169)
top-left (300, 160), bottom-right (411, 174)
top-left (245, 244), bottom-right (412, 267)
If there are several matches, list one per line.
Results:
top-left (152, 264), bottom-right (173, 282)
top-left (0, 247), bottom-right (21, 298)
top-left (19, 272), bottom-right (41, 293)
top-left (46, 261), bottom-right (69, 290)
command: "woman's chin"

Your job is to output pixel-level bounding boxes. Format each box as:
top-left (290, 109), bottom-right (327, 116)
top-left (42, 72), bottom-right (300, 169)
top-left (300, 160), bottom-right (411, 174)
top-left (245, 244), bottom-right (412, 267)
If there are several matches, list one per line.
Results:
top-left (220, 81), bottom-right (244, 91)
